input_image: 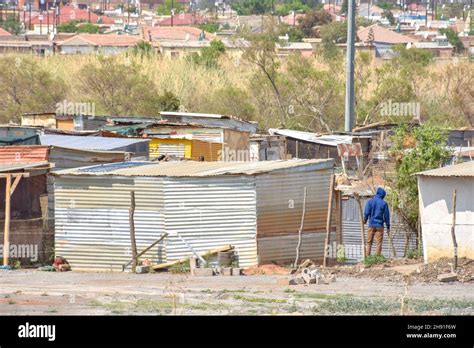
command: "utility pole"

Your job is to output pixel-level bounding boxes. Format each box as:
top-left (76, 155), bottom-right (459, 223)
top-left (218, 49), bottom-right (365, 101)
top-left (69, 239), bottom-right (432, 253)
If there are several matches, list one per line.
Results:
top-left (344, 0), bottom-right (356, 133)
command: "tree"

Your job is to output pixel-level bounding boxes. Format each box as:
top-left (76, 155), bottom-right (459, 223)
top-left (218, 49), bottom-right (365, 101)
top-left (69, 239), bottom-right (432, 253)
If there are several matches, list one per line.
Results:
top-left (232, 0), bottom-right (272, 15)
top-left (189, 39), bottom-right (226, 69)
top-left (57, 20), bottom-right (100, 33)
top-left (275, 0), bottom-right (309, 16)
top-left (0, 57), bottom-right (67, 122)
top-left (0, 16), bottom-right (22, 35)
top-left (240, 18), bottom-right (287, 126)
top-left (279, 22), bottom-right (304, 42)
top-left (156, 90), bottom-right (181, 111)
top-left (77, 22), bottom-right (100, 33)
top-left (389, 125), bottom-right (452, 230)
top-left (439, 28), bottom-right (464, 54)
top-left (78, 57), bottom-right (162, 116)
top-left (132, 40), bottom-right (154, 58)
top-left (298, 9), bottom-right (332, 37)
top-left (156, 0), bottom-right (184, 15)
top-left (382, 10), bottom-right (396, 25)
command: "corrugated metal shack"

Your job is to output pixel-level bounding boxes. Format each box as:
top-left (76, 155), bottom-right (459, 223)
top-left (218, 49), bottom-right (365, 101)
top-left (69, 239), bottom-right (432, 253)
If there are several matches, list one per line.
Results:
top-left (52, 159), bottom-right (334, 271)
top-left (0, 126), bottom-right (41, 146)
top-left (416, 162), bottom-right (474, 262)
top-left (0, 146), bottom-right (54, 264)
top-left (40, 135), bottom-right (150, 160)
top-left (269, 129), bottom-right (370, 167)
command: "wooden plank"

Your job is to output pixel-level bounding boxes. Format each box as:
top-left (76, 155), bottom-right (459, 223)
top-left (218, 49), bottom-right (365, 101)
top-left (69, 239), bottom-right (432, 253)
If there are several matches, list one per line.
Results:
top-left (293, 187), bottom-right (307, 268)
top-left (451, 189), bottom-right (458, 270)
top-left (122, 233), bottom-right (168, 271)
top-left (354, 193), bottom-right (367, 259)
top-left (3, 174), bottom-right (11, 266)
top-left (129, 191), bottom-right (138, 273)
top-left (323, 174), bottom-right (335, 267)
top-left (9, 174), bottom-right (22, 196)
top-left (0, 173), bottom-right (30, 178)
top-left (152, 245), bottom-right (234, 270)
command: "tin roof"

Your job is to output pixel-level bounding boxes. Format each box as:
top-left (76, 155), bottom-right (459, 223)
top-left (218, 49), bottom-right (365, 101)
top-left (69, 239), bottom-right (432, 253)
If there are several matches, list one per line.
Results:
top-left (53, 159), bottom-right (333, 177)
top-left (415, 161), bottom-right (474, 177)
top-left (40, 135), bottom-right (150, 151)
top-left (0, 161), bottom-right (50, 173)
top-left (269, 129), bottom-right (353, 146)
top-left (0, 145), bottom-right (49, 163)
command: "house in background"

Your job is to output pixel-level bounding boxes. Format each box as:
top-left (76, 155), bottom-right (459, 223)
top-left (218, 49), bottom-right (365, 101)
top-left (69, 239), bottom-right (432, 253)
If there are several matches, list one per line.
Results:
top-left (416, 161), bottom-right (474, 263)
top-left (357, 23), bottom-right (416, 59)
top-left (56, 34), bottom-right (143, 55)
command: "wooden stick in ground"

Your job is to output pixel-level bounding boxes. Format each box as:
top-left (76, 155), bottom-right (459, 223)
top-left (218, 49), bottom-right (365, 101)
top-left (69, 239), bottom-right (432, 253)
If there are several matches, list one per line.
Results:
top-left (451, 189), bottom-right (458, 270)
top-left (323, 175), bottom-right (335, 267)
top-left (293, 187), bottom-right (307, 269)
top-left (129, 191), bottom-right (138, 273)
top-left (3, 174), bottom-right (11, 266)
top-left (354, 193), bottom-right (367, 259)
top-left (122, 232), bottom-right (168, 271)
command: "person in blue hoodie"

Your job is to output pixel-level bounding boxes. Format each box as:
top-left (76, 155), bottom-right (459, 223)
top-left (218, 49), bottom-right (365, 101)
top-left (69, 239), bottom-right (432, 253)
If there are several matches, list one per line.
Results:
top-left (363, 187), bottom-right (390, 256)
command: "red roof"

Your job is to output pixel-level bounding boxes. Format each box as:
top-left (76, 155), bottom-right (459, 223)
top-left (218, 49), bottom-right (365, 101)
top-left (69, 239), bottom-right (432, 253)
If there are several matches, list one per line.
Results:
top-left (357, 24), bottom-right (416, 44)
top-left (156, 13), bottom-right (206, 26)
top-left (143, 26), bottom-right (216, 41)
top-left (0, 27), bottom-right (12, 36)
top-left (30, 6), bottom-right (115, 25)
top-left (0, 146), bottom-right (49, 163)
top-left (57, 34), bottom-right (141, 47)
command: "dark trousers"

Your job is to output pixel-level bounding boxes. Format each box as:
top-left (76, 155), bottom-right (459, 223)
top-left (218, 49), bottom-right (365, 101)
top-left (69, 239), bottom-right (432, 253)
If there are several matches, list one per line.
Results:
top-left (366, 227), bottom-right (384, 256)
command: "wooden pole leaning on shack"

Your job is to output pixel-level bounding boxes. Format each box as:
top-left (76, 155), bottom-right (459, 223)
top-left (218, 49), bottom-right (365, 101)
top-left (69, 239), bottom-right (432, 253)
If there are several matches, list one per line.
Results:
top-left (122, 232), bottom-right (168, 271)
top-left (451, 189), bottom-right (458, 270)
top-left (293, 187), bottom-right (307, 269)
top-left (3, 173), bottom-right (29, 266)
top-left (323, 174), bottom-right (335, 267)
top-left (354, 192), bottom-right (367, 259)
top-left (129, 191), bottom-right (138, 273)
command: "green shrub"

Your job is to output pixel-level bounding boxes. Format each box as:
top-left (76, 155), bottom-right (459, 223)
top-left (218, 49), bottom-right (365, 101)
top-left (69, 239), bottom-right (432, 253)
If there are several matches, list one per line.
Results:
top-left (363, 255), bottom-right (386, 266)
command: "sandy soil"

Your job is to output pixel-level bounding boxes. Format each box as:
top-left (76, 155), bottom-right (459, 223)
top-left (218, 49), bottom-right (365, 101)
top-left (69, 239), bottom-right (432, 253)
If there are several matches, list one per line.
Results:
top-left (0, 269), bottom-right (473, 315)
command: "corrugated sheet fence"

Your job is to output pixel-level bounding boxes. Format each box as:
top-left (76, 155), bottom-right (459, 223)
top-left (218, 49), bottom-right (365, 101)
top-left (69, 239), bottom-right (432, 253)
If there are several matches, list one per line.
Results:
top-left (341, 196), bottom-right (417, 262)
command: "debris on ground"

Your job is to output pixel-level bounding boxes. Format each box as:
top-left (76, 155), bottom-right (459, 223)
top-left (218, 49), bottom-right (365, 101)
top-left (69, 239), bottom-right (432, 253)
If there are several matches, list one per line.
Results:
top-left (243, 264), bottom-right (289, 275)
top-left (324, 257), bottom-right (473, 283)
top-left (53, 256), bottom-right (71, 272)
top-left (37, 266), bottom-right (55, 272)
top-left (289, 266), bottom-right (336, 285)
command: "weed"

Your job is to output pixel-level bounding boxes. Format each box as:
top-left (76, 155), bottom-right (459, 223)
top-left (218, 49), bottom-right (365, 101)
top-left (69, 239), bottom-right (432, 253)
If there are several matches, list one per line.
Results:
top-left (168, 260), bottom-right (190, 274)
top-left (406, 249), bottom-right (423, 259)
top-left (364, 255), bottom-right (387, 266)
top-left (284, 288), bottom-right (296, 293)
top-left (8, 300), bottom-right (16, 305)
top-left (233, 295), bottom-right (286, 304)
top-left (48, 307), bottom-right (58, 313)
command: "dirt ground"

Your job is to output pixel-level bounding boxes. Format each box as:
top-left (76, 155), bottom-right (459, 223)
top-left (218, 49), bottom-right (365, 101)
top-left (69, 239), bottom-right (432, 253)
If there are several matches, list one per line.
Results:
top-left (0, 265), bottom-right (473, 315)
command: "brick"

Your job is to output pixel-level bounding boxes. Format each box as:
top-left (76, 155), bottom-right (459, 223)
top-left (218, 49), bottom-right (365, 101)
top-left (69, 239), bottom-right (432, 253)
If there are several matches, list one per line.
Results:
top-left (437, 273), bottom-right (458, 282)
top-left (193, 268), bottom-right (214, 277)
top-left (135, 266), bottom-right (150, 274)
top-left (222, 267), bottom-right (233, 276)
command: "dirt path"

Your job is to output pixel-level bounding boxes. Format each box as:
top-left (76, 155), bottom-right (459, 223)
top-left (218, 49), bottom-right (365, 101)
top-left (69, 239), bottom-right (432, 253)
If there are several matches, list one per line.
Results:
top-left (0, 270), bottom-right (473, 315)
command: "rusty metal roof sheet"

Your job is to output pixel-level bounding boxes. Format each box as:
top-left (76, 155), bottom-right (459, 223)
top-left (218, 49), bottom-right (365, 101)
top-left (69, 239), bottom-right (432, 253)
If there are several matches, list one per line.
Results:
top-left (0, 161), bottom-right (50, 173)
top-left (415, 161), bottom-right (474, 177)
top-left (0, 145), bottom-right (49, 163)
top-left (53, 159), bottom-right (333, 177)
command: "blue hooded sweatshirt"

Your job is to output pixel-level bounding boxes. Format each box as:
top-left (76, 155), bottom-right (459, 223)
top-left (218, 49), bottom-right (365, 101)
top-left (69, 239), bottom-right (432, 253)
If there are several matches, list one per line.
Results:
top-left (363, 188), bottom-right (390, 229)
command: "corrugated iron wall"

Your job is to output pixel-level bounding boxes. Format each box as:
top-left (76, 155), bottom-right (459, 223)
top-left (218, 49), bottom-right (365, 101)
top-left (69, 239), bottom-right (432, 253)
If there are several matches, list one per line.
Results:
top-left (149, 138), bottom-right (191, 159)
top-left (255, 169), bottom-right (332, 237)
top-left (257, 232), bottom-right (336, 265)
top-left (255, 168), bottom-right (333, 264)
top-left (55, 176), bottom-right (166, 271)
top-left (341, 196), bottom-right (417, 262)
top-left (0, 145), bottom-right (49, 163)
top-left (163, 176), bottom-right (258, 268)
top-left (191, 139), bottom-right (221, 161)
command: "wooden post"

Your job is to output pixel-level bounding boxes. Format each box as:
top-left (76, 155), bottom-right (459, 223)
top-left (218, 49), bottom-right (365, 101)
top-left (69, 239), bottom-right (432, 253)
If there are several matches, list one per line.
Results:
top-left (335, 190), bottom-right (342, 245)
top-left (293, 187), bottom-right (307, 269)
top-left (2, 173), bottom-right (28, 266)
top-left (3, 174), bottom-right (11, 266)
top-left (323, 175), bottom-right (335, 267)
top-left (354, 193), bottom-right (367, 259)
top-left (129, 191), bottom-right (138, 273)
top-left (451, 189), bottom-right (458, 270)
